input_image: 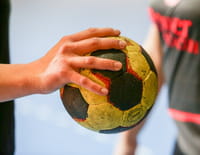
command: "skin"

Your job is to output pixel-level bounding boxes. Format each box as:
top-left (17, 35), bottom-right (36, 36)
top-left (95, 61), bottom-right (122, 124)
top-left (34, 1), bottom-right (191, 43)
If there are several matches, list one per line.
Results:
top-left (113, 24), bottom-right (164, 155)
top-left (0, 27), bottom-right (127, 102)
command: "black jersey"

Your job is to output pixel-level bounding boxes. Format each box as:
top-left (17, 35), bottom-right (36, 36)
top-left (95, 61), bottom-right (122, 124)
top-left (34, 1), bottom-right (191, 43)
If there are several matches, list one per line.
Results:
top-left (0, 0), bottom-right (15, 154)
top-left (149, 0), bottom-right (200, 154)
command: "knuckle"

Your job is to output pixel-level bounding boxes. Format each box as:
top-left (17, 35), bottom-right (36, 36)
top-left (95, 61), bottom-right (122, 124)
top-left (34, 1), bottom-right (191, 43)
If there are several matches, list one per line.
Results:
top-left (109, 39), bottom-right (125, 49)
top-left (69, 43), bottom-right (78, 51)
top-left (85, 56), bottom-right (95, 65)
top-left (87, 27), bottom-right (97, 33)
top-left (79, 77), bottom-right (89, 86)
top-left (60, 57), bottom-right (69, 66)
top-left (116, 39), bottom-right (121, 45)
top-left (58, 70), bottom-right (65, 78)
top-left (60, 35), bottom-right (70, 42)
top-left (91, 84), bottom-right (100, 91)
top-left (107, 27), bottom-right (114, 32)
top-left (54, 72), bottom-right (63, 83)
top-left (58, 46), bottom-right (66, 54)
top-left (60, 56), bottom-right (73, 67)
top-left (57, 66), bottom-right (67, 78)
top-left (90, 38), bottom-right (100, 47)
top-left (114, 39), bottom-right (121, 47)
top-left (104, 27), bottom-right (114, 33)
top-left (59, 43), bottom-right (76, 53)
top-left (65, 43), bottom-right (73, 49)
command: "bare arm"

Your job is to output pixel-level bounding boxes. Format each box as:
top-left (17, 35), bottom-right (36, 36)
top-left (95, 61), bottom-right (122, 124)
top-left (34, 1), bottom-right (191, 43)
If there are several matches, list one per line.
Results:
top-left (113, 24), bottom-right (164, 155)
top-left (144, 24), bottom-right (164, 90)
top-left (0, 28), bottom-right (127, 102)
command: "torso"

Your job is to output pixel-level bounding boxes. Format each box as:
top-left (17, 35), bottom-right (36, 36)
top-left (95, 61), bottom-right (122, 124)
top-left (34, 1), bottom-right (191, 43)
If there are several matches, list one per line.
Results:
top-left (149, 0), bottom-right (200, 154)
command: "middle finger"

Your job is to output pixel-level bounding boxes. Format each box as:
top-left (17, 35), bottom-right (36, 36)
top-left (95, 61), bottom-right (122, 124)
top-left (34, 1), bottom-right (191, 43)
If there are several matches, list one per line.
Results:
top-left (69, 56), bottom-right (122, 71)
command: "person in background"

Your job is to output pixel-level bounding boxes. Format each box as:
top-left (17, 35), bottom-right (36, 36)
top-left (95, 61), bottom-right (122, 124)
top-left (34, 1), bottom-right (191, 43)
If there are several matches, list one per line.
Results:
top-left (114, 0), bottom-right (200, 154)
top-left (0, 0), bottom-right (126, 154)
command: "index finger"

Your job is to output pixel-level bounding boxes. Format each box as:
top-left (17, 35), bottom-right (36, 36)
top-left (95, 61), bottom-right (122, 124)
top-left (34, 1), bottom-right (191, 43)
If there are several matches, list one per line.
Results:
top-left (70, 37), bottom-right (127, 55)
top-left (67, 28), bottom-right (121, 41)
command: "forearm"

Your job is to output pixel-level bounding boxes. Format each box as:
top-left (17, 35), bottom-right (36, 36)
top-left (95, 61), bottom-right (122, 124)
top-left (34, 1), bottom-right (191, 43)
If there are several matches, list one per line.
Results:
top-left (143, 24), bottom-right (164, 90)
top-left (0, 62), bottom-right (40, 102)
top-left (113, 120), bottom-right (145, 155)
top-left (121, 120), bottom-right (145, 145)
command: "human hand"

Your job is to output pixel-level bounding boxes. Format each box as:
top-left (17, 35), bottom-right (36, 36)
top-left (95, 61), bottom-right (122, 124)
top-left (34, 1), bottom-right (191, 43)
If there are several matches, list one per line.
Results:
top-left (31, 27), bottom-right (126, 95)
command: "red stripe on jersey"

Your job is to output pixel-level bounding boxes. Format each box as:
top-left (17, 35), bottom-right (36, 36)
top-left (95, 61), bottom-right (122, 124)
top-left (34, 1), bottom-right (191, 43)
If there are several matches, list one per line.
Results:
top-left (168, 108), bottom-right (200, 124)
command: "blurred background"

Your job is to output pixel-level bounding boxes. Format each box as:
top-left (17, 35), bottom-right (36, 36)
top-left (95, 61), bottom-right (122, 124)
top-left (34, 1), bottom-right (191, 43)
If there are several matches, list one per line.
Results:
top-left (10, 0), bottom-right (177, 154)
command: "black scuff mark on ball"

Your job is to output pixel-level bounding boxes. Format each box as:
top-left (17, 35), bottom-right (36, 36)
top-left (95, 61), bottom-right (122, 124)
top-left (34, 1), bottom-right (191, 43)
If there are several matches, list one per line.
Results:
top-left (109, 73), bottom-right (143, 111)
top-left (61, 85), bottom-right (88, 121)
top-left (91, 49), bottom-right (126, 79)
top-left (140, 46), bottom-right (157, 76)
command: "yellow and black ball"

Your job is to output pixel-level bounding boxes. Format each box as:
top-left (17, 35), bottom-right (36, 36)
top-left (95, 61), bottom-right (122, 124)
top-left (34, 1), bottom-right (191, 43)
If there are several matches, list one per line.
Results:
top-left (60, 36), bottom-right (158, 134)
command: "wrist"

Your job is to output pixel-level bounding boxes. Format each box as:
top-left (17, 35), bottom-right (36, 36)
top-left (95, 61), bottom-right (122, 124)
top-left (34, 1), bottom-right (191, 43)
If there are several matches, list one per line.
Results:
top-left (16, 63), bottom-right (40, 96)
top-left (24, 61), bottom-right (46, 95)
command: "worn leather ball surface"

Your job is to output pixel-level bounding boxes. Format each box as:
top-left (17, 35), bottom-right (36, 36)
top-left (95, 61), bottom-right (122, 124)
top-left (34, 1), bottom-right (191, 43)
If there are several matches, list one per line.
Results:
top-left (60, 36), bottom-right (158, 134)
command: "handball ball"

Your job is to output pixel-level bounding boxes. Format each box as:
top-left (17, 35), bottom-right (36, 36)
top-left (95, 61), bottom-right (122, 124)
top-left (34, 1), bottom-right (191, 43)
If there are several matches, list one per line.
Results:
top-left (60, 36), bottom-right (158, 134)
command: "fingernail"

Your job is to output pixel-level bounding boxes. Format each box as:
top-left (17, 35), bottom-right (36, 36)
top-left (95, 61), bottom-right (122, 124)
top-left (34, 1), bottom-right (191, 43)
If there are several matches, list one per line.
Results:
top-left (114, 29), bottom-right (120, 34)
top-left (119, 41), bottom-right (127, 48)
top-left (101, 88), bottom-right (108, 95)
top-left (114, 62), bottom-right (122, 70)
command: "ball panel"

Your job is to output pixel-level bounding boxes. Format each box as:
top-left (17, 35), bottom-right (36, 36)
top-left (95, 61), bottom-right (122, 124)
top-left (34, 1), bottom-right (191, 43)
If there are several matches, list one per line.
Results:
top-left (77, 121), bottom-right (98, 132)
top-left (61, 86), bottom-right (89, 120)
top-left (109, 72), bottom-right (143, 111)
top-left (80, 103), bottom-right (123, 131)
top-left (122, 104), bottom-right (146, 127)
top-left (80, 69), bottom-right (108, 105)
top-left (140, 46), bottom-right (157, 75)
top-left (91, 49), bottom-right (126, 79)
top-left (125, 44), bottom-right (151, 80)
top-left (141, 71), bottom-right (158, 110)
